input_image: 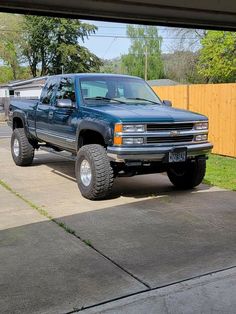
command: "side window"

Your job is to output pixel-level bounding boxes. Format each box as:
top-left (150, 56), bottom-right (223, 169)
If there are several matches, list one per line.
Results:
top-left (40, 78), bottom-right (58, 105)
top-left (56, 77), bottom-right (75, 102)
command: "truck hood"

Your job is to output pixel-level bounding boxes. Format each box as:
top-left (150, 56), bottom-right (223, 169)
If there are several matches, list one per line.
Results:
top-left (86, 103), bottom-right (207, 122)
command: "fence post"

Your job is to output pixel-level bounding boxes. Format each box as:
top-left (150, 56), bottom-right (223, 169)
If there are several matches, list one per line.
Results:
top-left (4, 98), bottom-right (10, 118)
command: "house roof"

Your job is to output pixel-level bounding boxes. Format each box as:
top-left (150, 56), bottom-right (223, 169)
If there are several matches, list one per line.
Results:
top-left (0, 76), bottom-right (48, 89)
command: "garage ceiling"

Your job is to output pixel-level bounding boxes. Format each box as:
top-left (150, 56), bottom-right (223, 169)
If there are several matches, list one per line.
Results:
top-left (1, 0), bottom-right (236, 30)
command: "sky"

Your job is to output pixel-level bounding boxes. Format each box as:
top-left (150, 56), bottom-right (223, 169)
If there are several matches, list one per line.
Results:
top-left (80, 20), bottom-right (182, 60)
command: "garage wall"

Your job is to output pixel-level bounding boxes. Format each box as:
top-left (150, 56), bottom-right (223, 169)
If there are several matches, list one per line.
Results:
top-left (14, 88), bottom-right (42, 98)
top-left (152, 83), bottom-right (236, 158)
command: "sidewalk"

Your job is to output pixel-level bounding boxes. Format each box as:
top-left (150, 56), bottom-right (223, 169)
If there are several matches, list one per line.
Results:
top-left (82, 268), bottom-right (236, 314)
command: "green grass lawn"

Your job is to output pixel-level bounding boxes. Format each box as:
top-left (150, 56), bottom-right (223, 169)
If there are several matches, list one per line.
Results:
top-left (204, 154), bottom-right (236, 191)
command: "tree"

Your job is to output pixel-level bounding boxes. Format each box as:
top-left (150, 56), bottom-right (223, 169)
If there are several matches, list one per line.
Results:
top-left (163, 51), bottom-right (204, 84)
top-left (0, 66), bottom-right (14, 83)
top-left (197, 31), bottom-right (236, 83)
top-left (100, 58), bottom-right (122, 74)
top-left (121, 25), bottom-right (164, 80)
top-left (0, 13), bottom-right (23, 80)
top-left (21, 16), bottom-right (102, 77)
top-left (0, 14), bottom-right (102, 80)
top-left (167, 28), bottom-right (206, 52)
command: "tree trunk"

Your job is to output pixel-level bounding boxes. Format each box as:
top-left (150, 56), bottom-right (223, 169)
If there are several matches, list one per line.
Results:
top-left (11, 65), bottom-right (17, 80)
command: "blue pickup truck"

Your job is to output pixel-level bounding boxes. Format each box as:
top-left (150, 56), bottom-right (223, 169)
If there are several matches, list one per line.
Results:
top-left (8, 74), bottom-right (213, 200)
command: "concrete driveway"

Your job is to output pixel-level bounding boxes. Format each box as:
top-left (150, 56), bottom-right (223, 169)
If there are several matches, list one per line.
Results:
top-left (1, 123), bottom-right (236, 313)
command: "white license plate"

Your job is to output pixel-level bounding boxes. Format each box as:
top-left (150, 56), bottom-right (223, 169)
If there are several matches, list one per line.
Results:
top-left (168, 151), bottom-right (186, 163)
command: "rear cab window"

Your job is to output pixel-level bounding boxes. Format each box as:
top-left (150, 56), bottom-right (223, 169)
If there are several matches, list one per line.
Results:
top-left (40, 77), bottom-right (58, 105)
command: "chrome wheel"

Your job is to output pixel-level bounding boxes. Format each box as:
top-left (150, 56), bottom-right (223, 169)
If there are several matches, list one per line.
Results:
top-left (13, 138), bottom-right (20, 156)
top-left (80, 159), bottom-right (92, 186)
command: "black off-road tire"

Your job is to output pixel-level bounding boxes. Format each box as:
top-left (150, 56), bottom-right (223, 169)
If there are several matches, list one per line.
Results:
top-left (167, 159), bottom-right (206, 189)
top-left (11, 128), bottom-right (35, 166)
top-left (75, 144), bottom-right (114, 200)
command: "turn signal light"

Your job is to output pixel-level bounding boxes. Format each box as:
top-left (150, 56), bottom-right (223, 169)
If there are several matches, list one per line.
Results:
top-left (114, 123), bottom-right (122, 145)
top-left (114, 137), bottom-right (122, 145)
top-left (114, 123), bottom-right (122, 133)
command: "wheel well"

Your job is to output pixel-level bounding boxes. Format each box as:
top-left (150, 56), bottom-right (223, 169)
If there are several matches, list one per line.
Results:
top-left (78, 130), bottom-right (105, 149)
top-left (13, 117), bottom-right (24, 129)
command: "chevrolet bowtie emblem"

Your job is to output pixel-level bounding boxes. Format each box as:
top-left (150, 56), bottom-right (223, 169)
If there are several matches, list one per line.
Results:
top-left (170, 130), bottom-right (180, 136)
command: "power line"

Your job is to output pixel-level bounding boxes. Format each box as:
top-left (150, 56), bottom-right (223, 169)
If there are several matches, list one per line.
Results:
top-left (88, 34), bottom-right (198, 40)
top-left (88, 23), bottom-right (178, 31)
top-left (95, 25), bottom-right (127, 29)
top-left (0, 29), bottom-right (199, 40)
top-left (102, 37), bottom-right (117, 58)
top-left (94, 25), bottom-right (172, 30)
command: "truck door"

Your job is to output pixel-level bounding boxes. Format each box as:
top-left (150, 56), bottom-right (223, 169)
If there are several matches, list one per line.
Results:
top-left (35, 77), bottom-right (58, 142)
top-left (48, 76), bottom-right (77, 150)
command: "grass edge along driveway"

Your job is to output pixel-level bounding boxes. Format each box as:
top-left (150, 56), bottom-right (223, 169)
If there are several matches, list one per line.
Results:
top-left (205, 154), bottom-right (236, 191)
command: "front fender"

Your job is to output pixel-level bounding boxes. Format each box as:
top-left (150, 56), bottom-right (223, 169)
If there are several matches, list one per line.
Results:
top-left (76, 118), bottom-right (113, 149)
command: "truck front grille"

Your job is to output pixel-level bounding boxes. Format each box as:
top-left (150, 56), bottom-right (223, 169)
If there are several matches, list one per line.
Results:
top-left (147, 135), bottom-right (193, 144)
top-left (147, 123), bottom-right (194, 131)
top-left (145, 122), bottom-right (196, 144)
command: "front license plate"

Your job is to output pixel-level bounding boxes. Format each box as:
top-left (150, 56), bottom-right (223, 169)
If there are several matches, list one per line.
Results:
top-left (168, 149), bottom-right (186, 163)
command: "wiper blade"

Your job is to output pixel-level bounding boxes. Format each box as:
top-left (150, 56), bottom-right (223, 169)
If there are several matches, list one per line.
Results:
top-left (126, 97), bottom-right (159, 104)
top-left (84, 96), bottom-right (125, 104)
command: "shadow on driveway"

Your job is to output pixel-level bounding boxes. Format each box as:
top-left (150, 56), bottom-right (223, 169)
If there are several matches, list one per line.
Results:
top-left (33, 153), bottom-right (212, 199)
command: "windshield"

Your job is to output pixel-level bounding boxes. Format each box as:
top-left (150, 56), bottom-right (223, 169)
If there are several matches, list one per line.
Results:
top-left (79, 76), bottom-right (162, 105)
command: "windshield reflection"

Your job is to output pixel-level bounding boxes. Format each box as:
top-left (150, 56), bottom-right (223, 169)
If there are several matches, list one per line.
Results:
top-left (79, 76), bottom-right (162, 105)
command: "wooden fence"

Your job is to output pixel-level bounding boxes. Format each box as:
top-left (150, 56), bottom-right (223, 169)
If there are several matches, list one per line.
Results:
top-left (152, 83), bottom-right (236, 158)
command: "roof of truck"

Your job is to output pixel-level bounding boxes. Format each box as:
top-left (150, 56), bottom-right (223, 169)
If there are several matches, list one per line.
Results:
top-left (50, 73), bottom-right (142, 79)
top-left (0, 74), bottom-right (143, 89)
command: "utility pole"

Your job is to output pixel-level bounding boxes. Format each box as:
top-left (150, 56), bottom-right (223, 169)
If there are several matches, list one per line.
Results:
top-left (144, 46), bottom-right (148, 81)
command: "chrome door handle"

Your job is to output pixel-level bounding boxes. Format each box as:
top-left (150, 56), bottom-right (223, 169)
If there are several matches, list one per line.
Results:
top-left (48, 111), bottom-right (53, 119)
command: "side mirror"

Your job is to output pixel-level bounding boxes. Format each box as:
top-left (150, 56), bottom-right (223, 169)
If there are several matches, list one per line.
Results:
top-left (56, 99), bottom-right (74, 108)
top-left (163, 99), bottom-right (172, 107)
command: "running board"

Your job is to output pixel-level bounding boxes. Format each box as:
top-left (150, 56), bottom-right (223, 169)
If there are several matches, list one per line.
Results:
top-left (40, 146), bottom-right (76, 161)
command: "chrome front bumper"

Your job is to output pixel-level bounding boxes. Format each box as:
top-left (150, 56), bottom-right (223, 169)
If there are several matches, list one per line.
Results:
top-left (107, 142), bottom-right (213, 162)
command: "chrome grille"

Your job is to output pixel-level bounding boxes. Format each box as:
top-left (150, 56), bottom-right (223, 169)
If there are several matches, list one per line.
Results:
top-left (146, 122), bottom-right (195, 144)
top-left (147, 123), bottom-right (194, 131)
top-left (147, 135), bottom-right (193, 144)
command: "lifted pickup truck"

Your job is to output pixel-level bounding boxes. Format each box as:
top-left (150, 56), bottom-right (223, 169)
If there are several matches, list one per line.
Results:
top-left (8, 74), bottom-right (213, 200)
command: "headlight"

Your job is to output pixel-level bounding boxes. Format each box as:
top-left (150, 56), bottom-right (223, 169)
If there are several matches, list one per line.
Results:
top-left (113, 123), bottom-right (146, 145)
top-left (195, 122), bottom-right (208, 130)
top-left (195, 134), bottom-right (208, 142)
top-left (122, 124), bottom-right (145, 133)
top-left (122, 137), bottom-right (144, 145)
